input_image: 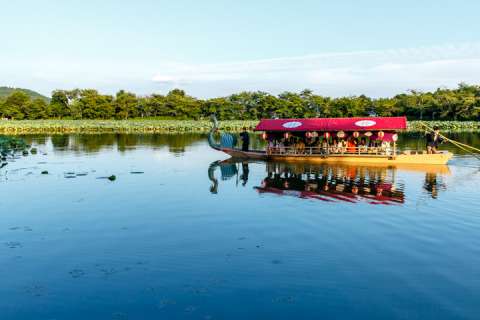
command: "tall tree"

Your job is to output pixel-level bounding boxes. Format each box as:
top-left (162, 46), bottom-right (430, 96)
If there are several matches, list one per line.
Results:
top-left (0, 90), bottom-right (30, 119)
top-left (115, 90), bottom-right (138, 119)
top-left (25, 98), bottom-right (49, 119)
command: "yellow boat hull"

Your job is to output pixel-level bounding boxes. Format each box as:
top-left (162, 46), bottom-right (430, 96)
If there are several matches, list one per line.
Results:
top-left (270, 152), bottom-right (453, 166)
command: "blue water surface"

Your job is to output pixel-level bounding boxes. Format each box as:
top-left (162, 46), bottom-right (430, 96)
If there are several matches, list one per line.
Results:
top-left (0, 134), bottom-right (479, 320)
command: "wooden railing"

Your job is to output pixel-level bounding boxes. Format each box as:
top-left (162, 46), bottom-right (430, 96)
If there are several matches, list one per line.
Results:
top-left (266, 145), bottom-right (395, 156)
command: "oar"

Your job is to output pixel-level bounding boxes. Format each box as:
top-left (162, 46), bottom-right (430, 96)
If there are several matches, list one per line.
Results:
top-left (419, 122), bottom-right (480, 152)
top-left (419, 122), bottom-right (480, 156)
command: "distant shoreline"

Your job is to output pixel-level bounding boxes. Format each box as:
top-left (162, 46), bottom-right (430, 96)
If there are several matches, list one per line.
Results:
top-left (0, 120), bottom-right (479, 134)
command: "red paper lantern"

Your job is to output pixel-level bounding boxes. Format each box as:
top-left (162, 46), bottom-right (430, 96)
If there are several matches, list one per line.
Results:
top-left (378, 131), bottom-right (385, 139)
top-left (324, 132), bottom-right (331, 139)
top-left (353, 131), bottom-right (360, 138)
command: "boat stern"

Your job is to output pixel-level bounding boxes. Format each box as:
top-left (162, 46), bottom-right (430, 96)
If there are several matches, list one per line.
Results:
top-left (396, 151), bottom-right (453, 165)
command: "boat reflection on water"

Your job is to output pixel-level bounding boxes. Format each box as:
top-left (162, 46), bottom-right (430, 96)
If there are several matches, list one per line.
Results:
top-left (423, 172), bottom-right (447, 199)
top-left (208, 160), bottom-right (451, 203)
top-left (257, 162), bottom-right (406, 205)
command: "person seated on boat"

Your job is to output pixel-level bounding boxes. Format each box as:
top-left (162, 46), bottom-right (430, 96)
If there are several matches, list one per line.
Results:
top-left (347, 137), bottom-right (357, 153)
top-left (426, 126), bottom-right (443, 154)
top-left (296, 139), bottom-right (306, 154)
top-left (381, 141), bottom-right (392, 155)
top-left (285, 137), bottom-right (295, 153)
top-left (305, 136), bottom-right (313, 146)
top-left (338, 139), bottom-right (347, 153)
top-left (321, 138), bottom-right (329, 154)
top-left (306, 137), bottom-right (317, 154)
top-left (267, 139), bottom-right (275, 154)
top-left (329, 138), bottom-right (339, 153)
top-left (359, 138), bottom-right (368, 153)
top-left (305, 136), bottom-right (316, 153)
top-left (285, 137), bottom-right (296, 154)
top-left (240, 127), bottom-right (250, 151)
top-left (311, 137), bottom-right (322, 154)
top-left (369, 139), bottom-right (379, 154)
top-left (278, 139), bottom-right (285, 154)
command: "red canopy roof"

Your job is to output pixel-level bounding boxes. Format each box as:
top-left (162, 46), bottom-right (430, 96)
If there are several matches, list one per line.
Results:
top-left (254, 116), bottom-right (407, 132)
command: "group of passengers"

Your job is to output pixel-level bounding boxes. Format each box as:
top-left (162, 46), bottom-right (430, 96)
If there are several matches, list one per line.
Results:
top-left (266, 134), bottom-right (393, 155)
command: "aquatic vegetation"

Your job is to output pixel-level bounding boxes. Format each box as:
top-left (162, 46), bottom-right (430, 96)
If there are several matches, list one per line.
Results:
top-left (0, 135), bottom-right (30, 167)
top-left (408, 121), bottom-right (480, 132)
top-left (0, 120), bottom-right (258, 134)
top-left (0, 135), bottom-right (28, 153)
top-left (0, 119), bottom-right (478, 134)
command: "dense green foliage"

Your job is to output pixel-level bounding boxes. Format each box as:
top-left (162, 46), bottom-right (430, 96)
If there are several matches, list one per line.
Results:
top-left (0, 135), bottom-right (28, 154)
top-left (0, 87), bottom-right (50, 103)
top-left (0, 119), bottom-right (478, 134)
top-left (0, 119), bottom-right (254, 134)
top-left (1, 84), bottom-right (479, 121)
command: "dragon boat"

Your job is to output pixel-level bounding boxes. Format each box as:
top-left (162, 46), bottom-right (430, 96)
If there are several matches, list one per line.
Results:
top-left (208, 116), bottom-right (453, 165)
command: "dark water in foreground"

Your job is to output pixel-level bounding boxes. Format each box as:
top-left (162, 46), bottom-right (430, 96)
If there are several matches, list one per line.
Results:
top-left (1, 133), bottom-right (480, 320)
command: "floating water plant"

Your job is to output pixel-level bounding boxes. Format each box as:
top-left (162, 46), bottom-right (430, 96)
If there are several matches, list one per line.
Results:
top-left (0, 136), bottom-right (28, 154)
top-left (0, 120), bottom-right (478, 134)
top-left (0, 136), bottom-right (30, 167)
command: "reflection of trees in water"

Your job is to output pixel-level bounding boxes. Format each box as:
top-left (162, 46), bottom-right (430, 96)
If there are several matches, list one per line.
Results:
top-left (51, 135), bottom-right (70, 149)
top-left (77, 134), bottom-right (117, 152)
top-left (19, 135), bottom-right (48, 146)
top-left (20, 134), bottom-right (205, 155)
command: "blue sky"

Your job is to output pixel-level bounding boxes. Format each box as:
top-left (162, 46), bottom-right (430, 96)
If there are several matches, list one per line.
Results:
top-left (1, 0), bottom-right (480, 97)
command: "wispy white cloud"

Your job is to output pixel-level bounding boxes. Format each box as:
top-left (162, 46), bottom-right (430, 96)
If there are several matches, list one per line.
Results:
top-left (152, 43), bottom-right (480, 97)
top-left (1, 43), bottom-right (480, 98)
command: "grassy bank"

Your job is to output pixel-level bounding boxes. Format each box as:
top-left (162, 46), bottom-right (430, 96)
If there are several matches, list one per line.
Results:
top-left (0, 119), bottom-right (479, 134)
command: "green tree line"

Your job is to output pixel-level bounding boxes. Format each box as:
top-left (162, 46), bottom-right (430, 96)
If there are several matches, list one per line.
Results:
top-left (1, 84), bottom-right (479, 121)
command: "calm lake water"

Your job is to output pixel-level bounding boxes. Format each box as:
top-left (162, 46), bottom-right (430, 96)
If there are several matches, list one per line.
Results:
top-left (1, 133), bottom-right (480, 320)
